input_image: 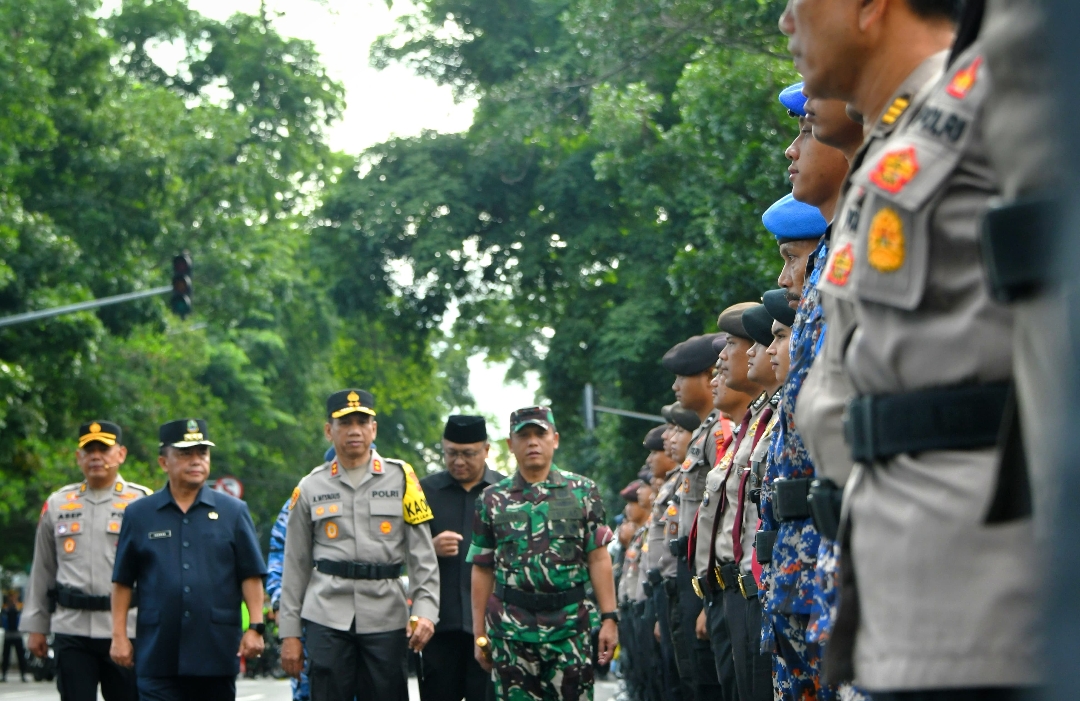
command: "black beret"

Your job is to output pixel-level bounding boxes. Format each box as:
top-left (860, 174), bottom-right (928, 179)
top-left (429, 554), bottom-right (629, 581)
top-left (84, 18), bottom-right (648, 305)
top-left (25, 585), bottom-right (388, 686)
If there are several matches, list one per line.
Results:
top-left (637, 466), bottom-right (653, 482)
top-left (643, 425), bottom-right (666, 451)
top-left (763, 289), bottom-right (796, 327)
top-left (741, 304), bottom-right (775, 347)
top-left (443, 415), bottom-right (488, 444)
top-left (159, 418), bottom-right (215, 448)
top-left (711, 333), bottom-right (729, 355)
top-left (662, 333), bottom-right (723, 376)
top-left (79, 420), bottom-right (121, 449)
top-left (327, 389), bottom-right (376, 419)
top-left (670, 404), bottom-right (701, 432)
top-left (660, 404), bottom-right (675, 423)
top-left (717, 302), bottom-right (758, 340)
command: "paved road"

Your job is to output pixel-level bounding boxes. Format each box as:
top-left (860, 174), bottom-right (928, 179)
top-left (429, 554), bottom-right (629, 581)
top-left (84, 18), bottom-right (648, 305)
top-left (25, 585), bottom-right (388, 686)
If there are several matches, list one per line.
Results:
top-left (0, 675), bottom-right (621, 701)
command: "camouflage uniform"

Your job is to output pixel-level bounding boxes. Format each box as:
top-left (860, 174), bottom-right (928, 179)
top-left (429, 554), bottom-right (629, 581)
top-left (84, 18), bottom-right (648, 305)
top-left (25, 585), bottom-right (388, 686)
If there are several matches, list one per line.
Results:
top-left (467, 465), bottom-right (613, 701)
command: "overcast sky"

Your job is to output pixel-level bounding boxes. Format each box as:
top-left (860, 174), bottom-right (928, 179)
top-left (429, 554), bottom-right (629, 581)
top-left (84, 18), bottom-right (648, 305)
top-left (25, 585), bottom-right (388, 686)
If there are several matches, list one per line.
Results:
top-left (97, 0), bottom-right (541, 442)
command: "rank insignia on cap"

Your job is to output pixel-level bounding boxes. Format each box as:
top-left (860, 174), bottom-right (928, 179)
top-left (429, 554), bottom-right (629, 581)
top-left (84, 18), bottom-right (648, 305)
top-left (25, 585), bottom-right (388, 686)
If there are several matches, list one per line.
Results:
top-left (881, 96), bottom-right (911, 126)
top-left (870, 147), bottom-right (920, 194)
top-left (867, 208), bottom-right (906, 272)
top-left (325, 522), bottom-right (339, 539)
top-left (946, 56), bottom-right (982, 100)
top-left (289, 487), bottom-right (300, 510)
top-left (183, 419), bottom-right (204, 442)
top-left (63, 538), bottom-right (76, 554)
top-left (208, 511), bottom-right (219, 520)
top-left (826, 243), bottom-right (855, 287)
top-left (380, 520), bottom-right (392, 534)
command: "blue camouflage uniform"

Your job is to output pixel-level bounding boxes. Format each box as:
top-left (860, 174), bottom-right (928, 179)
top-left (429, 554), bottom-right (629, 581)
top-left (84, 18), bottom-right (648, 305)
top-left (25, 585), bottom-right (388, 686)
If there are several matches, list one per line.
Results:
top-left (759, 236), bottom-right (832, 700)
top-left (267, 498), bottom-right (309, 701)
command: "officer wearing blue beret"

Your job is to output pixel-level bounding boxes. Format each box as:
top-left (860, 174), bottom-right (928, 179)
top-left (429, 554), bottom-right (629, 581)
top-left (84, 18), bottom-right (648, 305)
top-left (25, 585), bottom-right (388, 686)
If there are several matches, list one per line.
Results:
top-left (110, 419), bottom-right (267, 701)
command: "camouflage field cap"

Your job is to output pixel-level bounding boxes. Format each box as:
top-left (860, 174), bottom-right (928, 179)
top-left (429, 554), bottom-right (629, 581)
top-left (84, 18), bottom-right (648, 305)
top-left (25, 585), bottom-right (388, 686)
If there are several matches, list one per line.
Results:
top-left (510, 405), bottom-right (556, 434)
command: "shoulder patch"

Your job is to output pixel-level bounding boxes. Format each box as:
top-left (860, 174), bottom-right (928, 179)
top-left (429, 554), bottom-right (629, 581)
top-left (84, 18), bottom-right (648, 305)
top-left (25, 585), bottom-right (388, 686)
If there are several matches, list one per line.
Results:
top-left (946, 56), bottom-right (982, 100)
top-left (40, 500), bottom-right (49, 518)
top-left (288, 487), bottom-right (301, 510)
top-left (869, 146), bottom-right (920, 194)
top-left (826, 242), bottom-right (855, 286)
top-left (399, 461), bottom-right (433, 525)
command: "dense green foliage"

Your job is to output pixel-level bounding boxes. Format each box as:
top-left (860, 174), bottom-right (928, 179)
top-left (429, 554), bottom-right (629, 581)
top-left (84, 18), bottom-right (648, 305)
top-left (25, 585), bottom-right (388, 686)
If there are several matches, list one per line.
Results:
top-left (0, 0), bottom-right (797, 566)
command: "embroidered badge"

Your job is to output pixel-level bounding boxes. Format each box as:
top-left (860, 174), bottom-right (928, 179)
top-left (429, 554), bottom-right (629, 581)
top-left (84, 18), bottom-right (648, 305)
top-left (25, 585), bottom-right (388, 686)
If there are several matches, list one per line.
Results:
top-left (63, 538), bottom-right (76, 554)
top-left (372, 459), bottom-right (383, 475)
top-left (946, 56), bottom-right (982, 100)
top-left (289, 487), bottom-right (300, 511)
top-left (59, 503), bottom-right (83, 511)
top-left (108, 521), bottom-right (121, 534)
top-left (208, 511), bottom-right (219, 520)
top-left (325, 522), bottom-right (339, 539)
top-left (329, 504), bottom-right (339, 514)
top-left (112, 502), bottom-right (128, 510)
top-left (71, 522), bottom-right (81, 533)
top-left (867, 208), bottom-right (906, 272)
top-left (315, 506), bottom-right (326, 517)
top-left (115, 491), bottom-right (137, 500)
top-left (114, 482), bottom-right (124, 492)
top-left (380, 521), bottom-right (392, 534)
top-left (826, 243), bottom-right (855, 286)
top-left (666, 504), bottom-right (678, 517)
top-left (870, 147), bottom-right (920, 194)
top-left (66, 492), bottom-right (80, 501)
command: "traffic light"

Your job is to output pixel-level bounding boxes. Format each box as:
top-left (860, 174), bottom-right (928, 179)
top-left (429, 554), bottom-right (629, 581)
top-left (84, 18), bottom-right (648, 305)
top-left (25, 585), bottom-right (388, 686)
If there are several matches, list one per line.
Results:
top-left (170, 252), bottom-right (193, 318)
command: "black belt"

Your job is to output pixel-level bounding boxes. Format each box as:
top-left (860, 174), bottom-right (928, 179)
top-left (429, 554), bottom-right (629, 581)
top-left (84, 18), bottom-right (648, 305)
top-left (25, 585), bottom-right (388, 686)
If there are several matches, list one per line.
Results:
top-left (632, 600), bottom-right (646, 616)
top-left (808, 479), bottom-right (843, 541)
top-left (755, 530), bottom-right (777, 564)
top-left (668, 535), bottom-right (689, 560)
top-left (493, 583), bottom-right (586, 612)
top-left (981, 194), bottom-right (1058, 303)
top-left (844, 382), bottom-right (1010, 463)
top-left (773, 478), bottom-right (812, 521)
top-left (55, 586), bottom-right (110, 612)
top-left (315, 560), bottom-right (403, 580)
top-left (717, 562), bottom-right (757, 599)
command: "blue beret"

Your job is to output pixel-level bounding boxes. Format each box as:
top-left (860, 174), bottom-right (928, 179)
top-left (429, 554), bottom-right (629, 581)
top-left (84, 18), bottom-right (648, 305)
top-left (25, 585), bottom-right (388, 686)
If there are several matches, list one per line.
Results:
top-left (779, 82), bottom-right (807, 116)
top-left (763, 193), bottom-right (828, 241)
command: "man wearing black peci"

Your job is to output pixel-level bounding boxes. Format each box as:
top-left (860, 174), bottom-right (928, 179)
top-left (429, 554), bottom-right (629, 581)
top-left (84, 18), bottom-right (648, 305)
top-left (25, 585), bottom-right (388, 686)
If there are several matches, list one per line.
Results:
top-left (419, 416), bottom-right (501, 701)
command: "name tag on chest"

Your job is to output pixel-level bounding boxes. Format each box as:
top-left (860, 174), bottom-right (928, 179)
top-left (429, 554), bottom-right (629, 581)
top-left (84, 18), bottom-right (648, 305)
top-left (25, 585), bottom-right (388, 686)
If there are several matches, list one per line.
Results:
top-left (149, 530), bottom-right (172, 540)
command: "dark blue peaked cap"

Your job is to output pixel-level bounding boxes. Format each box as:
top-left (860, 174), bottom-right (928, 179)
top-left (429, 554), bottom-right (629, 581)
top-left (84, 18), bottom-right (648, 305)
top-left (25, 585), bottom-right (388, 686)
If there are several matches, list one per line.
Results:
top-left (780, 82), bottom-right (807, 116)
top-left (763, 193), bottom-right (827, 241)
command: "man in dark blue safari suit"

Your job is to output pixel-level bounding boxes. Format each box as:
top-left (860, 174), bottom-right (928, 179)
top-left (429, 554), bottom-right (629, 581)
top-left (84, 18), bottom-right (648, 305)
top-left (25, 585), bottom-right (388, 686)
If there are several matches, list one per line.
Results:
top-left (110, 419), bottom-right (267, 701)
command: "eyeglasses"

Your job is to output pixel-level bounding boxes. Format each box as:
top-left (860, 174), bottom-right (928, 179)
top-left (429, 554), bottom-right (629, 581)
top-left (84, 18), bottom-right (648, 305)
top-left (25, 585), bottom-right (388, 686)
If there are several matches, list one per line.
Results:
top-left (443, 449), bottom-right (481, 461)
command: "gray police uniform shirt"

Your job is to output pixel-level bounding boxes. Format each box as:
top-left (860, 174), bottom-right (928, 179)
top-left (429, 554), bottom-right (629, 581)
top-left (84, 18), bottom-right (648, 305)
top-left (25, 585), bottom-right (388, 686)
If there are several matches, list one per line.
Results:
top-left (646, 470), bottom-right (680, 580)
top-left (677, 410), bottom-right (719, 539)
top-left (21, 477), bottom-right (150, 639)
top-left (826, 45), bottom-right (1040, 689)
top-left (797, 52), bottom-right (948, 488)
top-left (278, 450), bottom-right (440, 638)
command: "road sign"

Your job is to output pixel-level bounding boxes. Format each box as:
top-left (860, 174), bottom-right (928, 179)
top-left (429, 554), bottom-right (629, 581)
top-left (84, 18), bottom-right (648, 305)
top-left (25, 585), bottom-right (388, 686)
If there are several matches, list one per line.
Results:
top-left (213, 476), bottom-right (243, 499)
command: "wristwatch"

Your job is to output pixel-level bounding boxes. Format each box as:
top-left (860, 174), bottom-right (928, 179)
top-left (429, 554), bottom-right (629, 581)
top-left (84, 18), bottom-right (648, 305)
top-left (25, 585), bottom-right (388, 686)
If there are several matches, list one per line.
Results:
top-left (600, 611), bottom-right (619, 623)
top-left (248, 622), bottom-right (266, 635)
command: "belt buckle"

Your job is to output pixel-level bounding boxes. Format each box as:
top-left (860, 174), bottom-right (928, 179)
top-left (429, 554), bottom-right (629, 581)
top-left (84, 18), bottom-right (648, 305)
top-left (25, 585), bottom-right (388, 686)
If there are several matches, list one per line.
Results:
top-left (691, 576), bottom-right (704, 599)
top-left (738, 573), bottom-right (753, 599)
top-left (713, 565), bottom-right (726, 590)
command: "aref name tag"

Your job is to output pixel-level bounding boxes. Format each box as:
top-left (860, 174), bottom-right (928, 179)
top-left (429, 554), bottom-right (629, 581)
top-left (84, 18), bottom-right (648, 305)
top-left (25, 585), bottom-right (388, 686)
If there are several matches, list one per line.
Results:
top-left (149, 530), bottom-right (172, 540)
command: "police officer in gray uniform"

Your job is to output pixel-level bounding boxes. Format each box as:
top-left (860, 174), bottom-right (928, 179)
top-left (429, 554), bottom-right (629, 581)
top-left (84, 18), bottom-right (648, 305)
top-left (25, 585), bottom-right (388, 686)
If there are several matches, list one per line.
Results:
top-left (279, 389), bottom-right (440, 701)
top-left (785, 0), bottom-right (1041, 696)
top-left (21, 421), bottom-right (149, 701)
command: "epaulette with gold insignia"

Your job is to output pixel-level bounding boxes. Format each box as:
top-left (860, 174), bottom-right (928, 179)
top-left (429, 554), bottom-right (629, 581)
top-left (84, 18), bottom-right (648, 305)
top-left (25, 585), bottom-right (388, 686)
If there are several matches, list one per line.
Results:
top-left (881, 95), bottom-right (911, 126)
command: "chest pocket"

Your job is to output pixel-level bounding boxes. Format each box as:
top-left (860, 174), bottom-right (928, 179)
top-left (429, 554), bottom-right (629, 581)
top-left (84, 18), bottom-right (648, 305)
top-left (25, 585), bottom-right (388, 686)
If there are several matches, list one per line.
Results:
top-left (55, 519), bottom-right (84, 549)
top-left (546, 501), bottom-right (584, 563)
top-left (369, 498), bottom-right (402, 538)
top-left (492, 510), bottom-right (529, 560)
top-left (311, 500), bottom-right (343, 522)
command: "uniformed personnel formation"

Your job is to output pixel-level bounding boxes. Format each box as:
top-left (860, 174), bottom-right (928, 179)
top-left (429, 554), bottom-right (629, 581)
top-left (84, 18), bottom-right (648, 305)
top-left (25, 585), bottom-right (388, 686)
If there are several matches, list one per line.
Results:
top-left (17, 1), bottom-right (1054, 700)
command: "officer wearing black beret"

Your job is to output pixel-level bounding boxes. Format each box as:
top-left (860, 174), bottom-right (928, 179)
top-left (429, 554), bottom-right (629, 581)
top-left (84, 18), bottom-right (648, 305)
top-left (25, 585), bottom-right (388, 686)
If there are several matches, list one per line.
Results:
top-left (111, 419), bottom-right (267, 701)
top-left (419, 416), bottom-right (500, 701)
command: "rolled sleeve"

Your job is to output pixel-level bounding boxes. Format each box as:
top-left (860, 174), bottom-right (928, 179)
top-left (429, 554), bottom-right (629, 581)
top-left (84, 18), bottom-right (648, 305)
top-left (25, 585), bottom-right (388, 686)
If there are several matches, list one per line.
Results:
top-left (234, 504), bottom-right (268, 581)
top-left (584, 483), bottom-right (612, 552)
top-left (112, 508), bottom-right (140, 587)
top-left (464, 495), bottom-right (495, 567)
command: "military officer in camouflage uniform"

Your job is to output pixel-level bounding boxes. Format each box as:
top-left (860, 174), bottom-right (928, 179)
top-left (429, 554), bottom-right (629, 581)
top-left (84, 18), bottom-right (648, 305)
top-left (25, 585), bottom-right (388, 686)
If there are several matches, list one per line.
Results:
top-left (467, 406), bottom-right (617, 701)
top-left (786, 0), bottom-right (1041, 696)
top-left (21, 421), bottom-right (150, 701)
top-left (279, 389), bottom-right (440, 701)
